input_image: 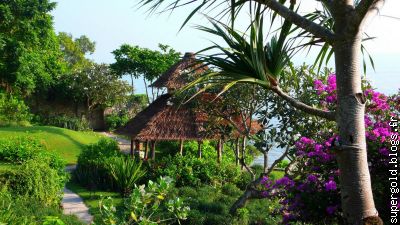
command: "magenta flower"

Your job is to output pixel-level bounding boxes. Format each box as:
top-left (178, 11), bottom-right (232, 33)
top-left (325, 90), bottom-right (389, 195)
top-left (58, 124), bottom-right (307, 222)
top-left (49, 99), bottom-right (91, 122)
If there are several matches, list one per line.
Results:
top-left (325, 180), bottom-right (337, 191)
top-left (307, 174), bottom-right (318, 183)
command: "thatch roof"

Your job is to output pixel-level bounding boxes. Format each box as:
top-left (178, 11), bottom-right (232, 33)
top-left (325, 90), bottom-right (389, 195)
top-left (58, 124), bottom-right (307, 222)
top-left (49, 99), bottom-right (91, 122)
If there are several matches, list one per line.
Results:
top-left (150, 52), bottom-right (208, 89)
top-left (116, 94), bottom-right (214, 141)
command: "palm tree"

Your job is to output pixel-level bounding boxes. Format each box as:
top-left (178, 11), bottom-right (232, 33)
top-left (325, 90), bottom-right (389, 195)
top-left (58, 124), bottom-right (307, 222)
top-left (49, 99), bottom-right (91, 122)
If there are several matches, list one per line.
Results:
top-left (139, 0), bottom-right (386, 224)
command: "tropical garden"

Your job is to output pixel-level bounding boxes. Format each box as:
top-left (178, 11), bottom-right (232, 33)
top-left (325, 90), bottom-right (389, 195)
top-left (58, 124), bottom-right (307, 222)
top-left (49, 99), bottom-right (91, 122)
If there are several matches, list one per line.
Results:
top-left (0, 0), bottom-right (398, 225)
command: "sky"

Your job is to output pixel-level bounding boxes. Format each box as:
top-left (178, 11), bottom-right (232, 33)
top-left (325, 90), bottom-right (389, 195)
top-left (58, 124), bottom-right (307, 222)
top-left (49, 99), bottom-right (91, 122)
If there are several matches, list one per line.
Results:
top-left (52, 0), bottom-right (400, 94)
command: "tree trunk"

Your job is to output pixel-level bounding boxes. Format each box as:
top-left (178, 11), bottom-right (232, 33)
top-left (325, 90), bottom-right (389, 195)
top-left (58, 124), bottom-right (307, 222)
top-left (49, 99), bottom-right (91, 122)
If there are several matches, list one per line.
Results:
top-left (334, 35), bottom-right (379, 223)
top-left (143, 78), bottom-right (150, 104)
top-left (197, 141), bottom-right (202, 159)
top-left (130, 74), bottom-right (134, 95)
top-left (217, 139), bottom-right (222, 163)
top-left (263, 151), bottom-right (268, 174)
top-left (179, 139), bottom-right (184, 155)
top-left (235, 138), bottom-right (240, 166)
top-left (241, 137), bottom-right (246, 170)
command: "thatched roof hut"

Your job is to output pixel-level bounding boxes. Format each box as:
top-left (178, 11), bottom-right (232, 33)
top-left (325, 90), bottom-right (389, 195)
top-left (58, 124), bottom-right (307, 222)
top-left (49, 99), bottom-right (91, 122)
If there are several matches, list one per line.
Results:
top-left (116, 93), bottom-right (212, 141)
top-left (150, 52), bottom-right (208, 91)
top-left (116, 52), bottom-right (261, 162)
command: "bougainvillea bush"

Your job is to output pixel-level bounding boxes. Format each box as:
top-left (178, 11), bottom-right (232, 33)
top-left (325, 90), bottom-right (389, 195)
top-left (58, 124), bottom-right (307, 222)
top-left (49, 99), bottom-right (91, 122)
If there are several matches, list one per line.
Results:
top-left (260, 74), bottom-right (399, 224)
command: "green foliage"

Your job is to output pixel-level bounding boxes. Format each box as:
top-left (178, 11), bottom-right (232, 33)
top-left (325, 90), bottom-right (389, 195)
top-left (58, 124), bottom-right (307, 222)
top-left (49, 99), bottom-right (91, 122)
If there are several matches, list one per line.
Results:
top-left (0, 0), bottom-right (65, 95)
top-left (57, 32), bottom-right (95, 71)
top-left (111, 44), bottom-right (180, 81)
top-left (0, 93), bottom-right (31, 126)
top-left (0, 126), bottom-right (103, 164)
top-left (3, 158), bottom-right (68, 206)
top-left (176, 185), bottom-right (281, 225)
top-left (99, 177), bottom-right (190, 225)
top-left (148, 155), bottom-right (241, 187)
top-left (35, 114), bottom-right (91, 131)
top-left (0, 137), bottom-right (67, 207)
top-left (58, 63), bottom-right (132, 109)
top-left (0, 187), bottom-right (83, 225)
top-left (108, 157), bottom-right (146, 195)
top-left (277, 159), bottom-right (290, 169)
top-left (105, 113), bottom-right (130, 131)
top-left (73, 138), bottom-right (121, 190)
top-left (0, 136), bottom-right (65, 172)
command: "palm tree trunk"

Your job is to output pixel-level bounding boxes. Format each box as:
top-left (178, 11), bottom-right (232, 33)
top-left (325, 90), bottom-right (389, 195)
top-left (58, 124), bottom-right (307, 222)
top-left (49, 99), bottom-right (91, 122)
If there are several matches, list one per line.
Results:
top-left (334, 35), bottom-right (378, 224)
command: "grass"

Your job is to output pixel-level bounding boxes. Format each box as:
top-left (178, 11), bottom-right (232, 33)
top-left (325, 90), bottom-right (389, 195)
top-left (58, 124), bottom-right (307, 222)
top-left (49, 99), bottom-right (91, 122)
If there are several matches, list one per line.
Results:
top-left (66, 181), bottom-right (124, 223)
top-left (0, 126), bottom-right (103, 164)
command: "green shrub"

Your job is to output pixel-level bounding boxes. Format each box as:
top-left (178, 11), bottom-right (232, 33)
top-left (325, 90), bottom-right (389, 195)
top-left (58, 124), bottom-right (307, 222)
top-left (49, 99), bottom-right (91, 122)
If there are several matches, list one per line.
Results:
top-left (0, 137), bottom-right (65, 172)
top-left (0, 93), bottom-right (31, 126)
top-left (105, 112), bottom-right (129, 130)
top-left (73, 138), bottom-right (122, 190)
top-left (35, 114), bottom-right (91, 131)
top-left (177, 185), bottom-right (281, 225)
top-left (2, 158), bottom-right (68, 206)
top-left (99, 177), bottom-right (190, 225)
top-left (108, 157), bottom-right (146, 195)
top-left (0, 187), bottom-right (83, 225)
top-left (148, 155), bottom-right (241, 187)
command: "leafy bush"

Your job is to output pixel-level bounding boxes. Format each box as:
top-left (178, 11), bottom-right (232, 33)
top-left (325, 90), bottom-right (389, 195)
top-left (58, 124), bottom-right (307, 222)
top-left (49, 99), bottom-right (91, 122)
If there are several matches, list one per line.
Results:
top-left (0, 187), bottom-right (83, 225)
top-left (35, 114), bottom-right (91, 131)
top-left (108, 157), bottom-right (146, 195)
top-left (105, 112), bottom-right (129, 130)
top-left (0, 93), bottom-right (31, 126)
top-left (2, 158), bottom-right (68, 206)
top-left (73, 138), bottom-right (121, 190)
top-left (99, 177), bottom-right (190, 225)
top-left (148, 155), bottom-right (241, 187)
top-left (0, 137), bottom-right (65, 172)
top-left (176, 185), bottom-right (281, 225)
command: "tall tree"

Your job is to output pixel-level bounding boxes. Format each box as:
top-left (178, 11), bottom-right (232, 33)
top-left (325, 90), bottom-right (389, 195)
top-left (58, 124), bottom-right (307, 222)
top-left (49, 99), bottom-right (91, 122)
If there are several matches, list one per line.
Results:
top-left (64, 63), bottom-right (132, 110)
top-left (0, 0), bottom-right (65, 95)
top-left (57, 32), bottom-right (95, 71)
top-left (111, 44), bottom-right (180, 102)
top-left (140, 0), bottom-right (386, 223)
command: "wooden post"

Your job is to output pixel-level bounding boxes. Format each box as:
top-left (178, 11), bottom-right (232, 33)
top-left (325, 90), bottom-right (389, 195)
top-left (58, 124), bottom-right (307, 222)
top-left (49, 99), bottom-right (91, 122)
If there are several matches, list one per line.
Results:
top-left (135, 141), bottom-right (141, 159)
top-left (144, 141), bottom-right (149, 159)
top-left (130, 139), bottom-right (134, 159)
top-left (241, 136), bottom-right (247, 170)
top-left (235, 138), bottom-right (240, 166)
top-left (197, 140), bottom-right (202, 159)
top-left (150, 141), bottom-right (156, 160)
top-left (179, 140), bottom-right (184, 155)
top-left (217, 139), bottom-right (222, 164)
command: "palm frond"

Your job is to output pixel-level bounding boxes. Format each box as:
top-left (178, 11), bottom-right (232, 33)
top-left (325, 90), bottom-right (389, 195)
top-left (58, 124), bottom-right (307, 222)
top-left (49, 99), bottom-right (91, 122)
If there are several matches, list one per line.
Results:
top-left (179, 15), bottom-right (294, 99)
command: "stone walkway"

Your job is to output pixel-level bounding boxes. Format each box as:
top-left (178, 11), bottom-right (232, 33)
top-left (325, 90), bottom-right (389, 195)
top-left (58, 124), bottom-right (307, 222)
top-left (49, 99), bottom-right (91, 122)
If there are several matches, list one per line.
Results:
top-left (62, 187), bottom-right (93, 224)
top-left (62, 165), bottom-right (93, 224)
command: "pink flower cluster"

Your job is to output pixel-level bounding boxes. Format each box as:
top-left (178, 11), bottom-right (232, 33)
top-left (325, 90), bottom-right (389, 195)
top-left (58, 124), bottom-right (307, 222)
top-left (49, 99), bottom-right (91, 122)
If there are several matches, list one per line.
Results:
top-left (313, 74), bottom-right (337, 104)
top-left (259, 76), bottom-right (399, 224)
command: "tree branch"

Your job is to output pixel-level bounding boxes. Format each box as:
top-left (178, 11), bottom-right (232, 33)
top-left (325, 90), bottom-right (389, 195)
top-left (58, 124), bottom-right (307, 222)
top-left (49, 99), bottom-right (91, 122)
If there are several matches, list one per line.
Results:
top-left (355, 0), bottom-right (385, 28)
top-left (255, 0), bottom-right (336, 43)
top-left (269, 86), bottom-right (336, 121)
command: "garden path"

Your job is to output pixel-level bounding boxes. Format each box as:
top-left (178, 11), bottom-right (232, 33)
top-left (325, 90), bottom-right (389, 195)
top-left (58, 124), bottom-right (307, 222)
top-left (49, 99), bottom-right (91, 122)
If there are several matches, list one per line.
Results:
top-left (62, 166), bottom-right (93, 224)
top-left (100, 131), bottom-right (131, 154)
top-left (62, 187), bottom-right (93, 224)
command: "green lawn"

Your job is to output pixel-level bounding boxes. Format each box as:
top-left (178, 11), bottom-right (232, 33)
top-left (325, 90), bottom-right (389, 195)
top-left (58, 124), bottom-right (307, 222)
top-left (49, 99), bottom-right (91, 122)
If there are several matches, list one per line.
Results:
top-left (0, 126), bottom-right (103, 164)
